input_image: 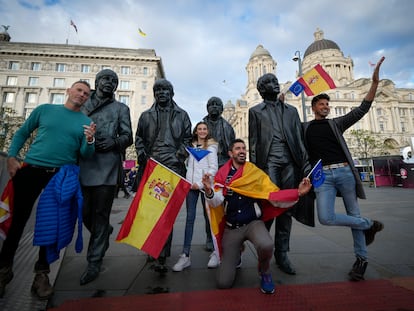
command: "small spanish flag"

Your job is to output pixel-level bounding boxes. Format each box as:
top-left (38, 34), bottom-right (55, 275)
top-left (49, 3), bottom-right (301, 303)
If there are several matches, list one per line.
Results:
top-left (116, 158), bottom-right (191, 258)
top-left (289, 64), bottom-right (336, 96)
top-left (138, 28), bottom-right (147, 37)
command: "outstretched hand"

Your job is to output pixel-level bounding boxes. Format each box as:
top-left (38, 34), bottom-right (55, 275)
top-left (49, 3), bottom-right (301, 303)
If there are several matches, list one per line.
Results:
top-left (372, 56), bottom-right (385, 83)
top-left (298, 177), bottom-right (311, 197)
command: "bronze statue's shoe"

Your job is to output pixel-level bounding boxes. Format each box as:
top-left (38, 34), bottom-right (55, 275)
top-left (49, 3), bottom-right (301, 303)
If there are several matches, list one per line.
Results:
top-left (275, 252), bottom-right (296, 275)
top-left (80, 264), bottom-right (100, 285)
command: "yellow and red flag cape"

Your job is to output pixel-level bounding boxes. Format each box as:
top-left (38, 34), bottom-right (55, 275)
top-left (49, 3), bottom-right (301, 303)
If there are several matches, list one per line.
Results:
top-left (116, 158), bottom-right (191, 259)
top-left (207, 160), bottom-right (300, 258)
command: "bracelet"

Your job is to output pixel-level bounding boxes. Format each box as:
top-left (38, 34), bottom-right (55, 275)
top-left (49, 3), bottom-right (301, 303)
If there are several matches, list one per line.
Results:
top-left (87, 136), bottom-right (95, 144)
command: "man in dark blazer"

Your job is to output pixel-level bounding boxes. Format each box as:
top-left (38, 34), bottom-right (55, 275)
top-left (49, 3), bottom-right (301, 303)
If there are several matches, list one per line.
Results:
top-left (249, 73), bottom-right (313, 275)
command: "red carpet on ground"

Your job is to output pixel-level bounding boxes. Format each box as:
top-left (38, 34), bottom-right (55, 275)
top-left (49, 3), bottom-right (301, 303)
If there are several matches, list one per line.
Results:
top-left (49, 278), bottom-right (414, 311)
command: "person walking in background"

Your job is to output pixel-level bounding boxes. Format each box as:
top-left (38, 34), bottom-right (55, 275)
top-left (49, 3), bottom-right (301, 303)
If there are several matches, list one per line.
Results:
top-left (202, 139), bottom-right (311, 294)
top-left (172, 121), bottom-right (218, 272)
top-left (135, 78), bottom-right (192, 273)
top-left (203, 96), bottom-right (235, 168)
top-left (303, 57), bottom-right (385, 281)
top-left (0, 81), bottom-right (95, 299)
top-left (79, 69), bottom-right (133, 285)
top-left (249, 73), bottom-right (313, 275)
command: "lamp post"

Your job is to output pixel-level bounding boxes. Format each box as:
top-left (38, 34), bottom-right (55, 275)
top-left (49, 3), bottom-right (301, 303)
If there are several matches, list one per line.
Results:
top-left (293, 50), bottom-right (307, 122)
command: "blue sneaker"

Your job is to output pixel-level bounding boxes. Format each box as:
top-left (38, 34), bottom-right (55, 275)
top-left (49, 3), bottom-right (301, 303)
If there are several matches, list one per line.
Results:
top-left (260, 273), bottom-right (275, 294)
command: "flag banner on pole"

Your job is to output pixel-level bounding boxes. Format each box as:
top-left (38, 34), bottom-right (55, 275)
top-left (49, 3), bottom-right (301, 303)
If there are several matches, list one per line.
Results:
top-left (116, 158), bottom-right (191, 258)
top-left (0, 179), bottom-right (14, 240)
top-left (70, 20), bottom-right (78, 33)
top-left (289, 64), bottom-right (336, 96)
top-left (138, 28), bottom-right (147, 37)
top-left (186, 146), bottom-right (211, 162)
top-left (307, 159), bottom-right (325, 188)
top-left (207, 160), bottom-right (300, 259)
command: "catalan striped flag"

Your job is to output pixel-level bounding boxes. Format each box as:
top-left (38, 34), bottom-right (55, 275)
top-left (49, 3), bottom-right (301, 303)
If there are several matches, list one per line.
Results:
top-left (289, 64), bottom-right (336, 96)
top-left (207, 160), bottom-right (300, 259)
top-left (116, 158), bottom-right (191, 258)
top-left (0, 179), bottom-right (14, 240)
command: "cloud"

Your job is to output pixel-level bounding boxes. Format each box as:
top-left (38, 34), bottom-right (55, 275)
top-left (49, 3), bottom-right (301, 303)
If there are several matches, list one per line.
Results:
top-left (2, 0), bottom-right (414, 124)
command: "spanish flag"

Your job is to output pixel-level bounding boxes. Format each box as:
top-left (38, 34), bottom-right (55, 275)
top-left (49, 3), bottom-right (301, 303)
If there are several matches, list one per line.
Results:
top-left (206, 160), bottom-right (300, 258)
top-left (289, 64), bottom-right (336, 96)
top-left (116, 158), bottom-right (191, 258)
top-left (0, 179), bottom-right (14, 240)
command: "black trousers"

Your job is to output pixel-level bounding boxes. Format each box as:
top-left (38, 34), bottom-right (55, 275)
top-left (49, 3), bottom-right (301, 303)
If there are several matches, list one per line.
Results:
top-left (0, 165), bottom-right (57, 272)
top-left (82, 185), bottom-right (116, 266)
top-left (265, 163), bottom-right (299, 254)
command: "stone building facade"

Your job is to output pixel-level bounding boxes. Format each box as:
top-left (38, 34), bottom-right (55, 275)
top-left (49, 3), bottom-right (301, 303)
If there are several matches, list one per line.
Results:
top-left (0, 32), bottom-right (165, 145)
top-left (224, 28), bottom-right (414, 159)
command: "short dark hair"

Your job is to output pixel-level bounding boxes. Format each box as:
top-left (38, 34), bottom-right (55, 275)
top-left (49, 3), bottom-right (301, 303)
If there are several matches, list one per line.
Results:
top-left (71, 80), bottom-right (91, 89)
top-left (311, 93), bottom-right (330, 106)
top-left (229, 138), bottom-right (245, 151)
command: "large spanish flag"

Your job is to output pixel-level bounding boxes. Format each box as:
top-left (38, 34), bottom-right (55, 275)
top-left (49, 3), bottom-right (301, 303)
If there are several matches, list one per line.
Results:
top-left (289, 64), bottom-right (336, 96)
top-left (116, 158), bottom-right (191, 258)
top-left (0, 179), bottom-right (14, 240)
top-left (206, 160), bottom-right (300, 259)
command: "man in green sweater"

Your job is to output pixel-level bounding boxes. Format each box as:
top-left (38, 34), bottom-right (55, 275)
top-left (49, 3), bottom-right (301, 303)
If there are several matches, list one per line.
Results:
top-left (0, 80), bottom-right (96, 299)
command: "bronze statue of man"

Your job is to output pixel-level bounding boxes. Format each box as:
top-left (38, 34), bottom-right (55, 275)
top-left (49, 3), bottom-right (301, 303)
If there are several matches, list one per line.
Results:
top-left (249, 73), bottom-right (313, 275)
top-left (203, 96), bottom-right (235, 168)
top-left (135, 78), bottom-right (192, 272)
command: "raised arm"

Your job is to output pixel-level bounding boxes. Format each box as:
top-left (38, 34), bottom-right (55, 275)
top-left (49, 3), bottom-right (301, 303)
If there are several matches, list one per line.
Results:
top-left (365, 56), bottom-right (385, 102)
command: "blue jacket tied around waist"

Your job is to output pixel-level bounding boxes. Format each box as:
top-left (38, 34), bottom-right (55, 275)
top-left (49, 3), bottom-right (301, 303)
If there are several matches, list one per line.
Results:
top-left (33, 164), bottom-right (83, 263)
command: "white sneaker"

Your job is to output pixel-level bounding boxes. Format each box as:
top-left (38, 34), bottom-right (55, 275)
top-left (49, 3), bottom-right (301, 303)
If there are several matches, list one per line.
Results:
top-left (207, 251), bottom-right (220, 268)
top-left (172, 254), bottom-right (191, 272)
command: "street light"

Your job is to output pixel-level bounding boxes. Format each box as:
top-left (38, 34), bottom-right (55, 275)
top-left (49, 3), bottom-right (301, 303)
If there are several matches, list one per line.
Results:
top-left (293, 50), bottom-right (307, 122)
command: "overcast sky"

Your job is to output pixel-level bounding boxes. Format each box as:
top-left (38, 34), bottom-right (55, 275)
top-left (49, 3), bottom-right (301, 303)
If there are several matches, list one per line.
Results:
top-left (1, 0), bottom-right (413, 124)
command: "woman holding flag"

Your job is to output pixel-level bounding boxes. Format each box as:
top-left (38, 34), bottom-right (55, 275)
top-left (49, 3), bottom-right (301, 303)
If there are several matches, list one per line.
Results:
top-left (172, 121), bottom-right (219, 272)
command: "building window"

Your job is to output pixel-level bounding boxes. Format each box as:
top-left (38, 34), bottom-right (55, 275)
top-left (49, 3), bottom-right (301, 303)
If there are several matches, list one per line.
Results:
top-left (6, 76), bottom-right (17, 86)
top-left (81, 79), bottom-right (90, 84)
top-left (335, 107), bottom-right (346, 115)
top-left (335, 91), bottom-right (340, 99)
top-left (119, 80), bottom-right (130, 90)
top-left (56, 63), bottom-right (66, 72)
top-left (409, 93), bottom-right (414, 101)
top-left (26, 93), bottom-right (37, 104)
top-left (53, 78), bottom-right (65, 87)
top-left (401, 122), bottom-right (406, 132)
top-left (51, 93), bottom-right (65, 104)
top-left (143, 67), bottom-right (148, 76)
top-left (399, 108), bottom-right (407, 116)
top-left (28, 77), bottom-right (39, 86)
top-left (141, 81), bottom-right (147, 90)
top-left (376, 108), bottom-right (382, 116)
top-left (350, 92), bottom-right (355, 100)
top-left (119, 95), bottom-right (130, 106)
top-left (3, 92), bottom-right (15, 103)
top-left (121, 66), bottom-right (130, 75)
top-left (9, 61), bottom-right (19, 70)
top-left (81, 64), bottom-right (91, 73)
top-left (102, 65), bottom-right (111, 70)
top-left (31, 62), bottom-right (41, 71)
top-left (379, 122), bottom-right (385, 132)
top-left (141, 95), bottom-right (147, 105)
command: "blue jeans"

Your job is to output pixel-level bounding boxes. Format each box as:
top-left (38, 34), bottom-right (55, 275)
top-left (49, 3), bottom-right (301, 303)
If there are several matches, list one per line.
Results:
top-left (314, 166), bottom-right (372, 259)
top-left (182, 190), bottom-right (212, 255)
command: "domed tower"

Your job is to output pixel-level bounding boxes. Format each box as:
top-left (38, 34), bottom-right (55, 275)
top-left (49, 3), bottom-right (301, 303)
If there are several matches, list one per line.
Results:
top-left (0, 25), bottom-right (11, 42)
top-left (302, 28), bottom-right (354, 86)
top-left (244, 45), bottom-right (276, 105)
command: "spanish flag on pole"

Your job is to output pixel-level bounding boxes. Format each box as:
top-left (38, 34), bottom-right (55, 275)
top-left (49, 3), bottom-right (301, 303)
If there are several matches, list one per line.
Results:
top-left (289, 64), bottom-right (336, 96)
top-left (206, 160), bottom-right (300, 259)
top-left (116, 158), bottom-right (191, 258)
top-left (0, 179), bottom-right (14, 240)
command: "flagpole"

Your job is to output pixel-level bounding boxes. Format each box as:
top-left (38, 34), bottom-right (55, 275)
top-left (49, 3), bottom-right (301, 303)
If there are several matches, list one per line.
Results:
top-left (307, 159), bottom-right (322, 178)
top-left (149, 157), bottom-right (192, 185)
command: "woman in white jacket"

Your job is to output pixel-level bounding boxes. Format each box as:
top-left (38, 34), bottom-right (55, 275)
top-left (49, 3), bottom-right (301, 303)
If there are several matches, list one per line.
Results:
top-left (173, 121), bottom-right (218, 271)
